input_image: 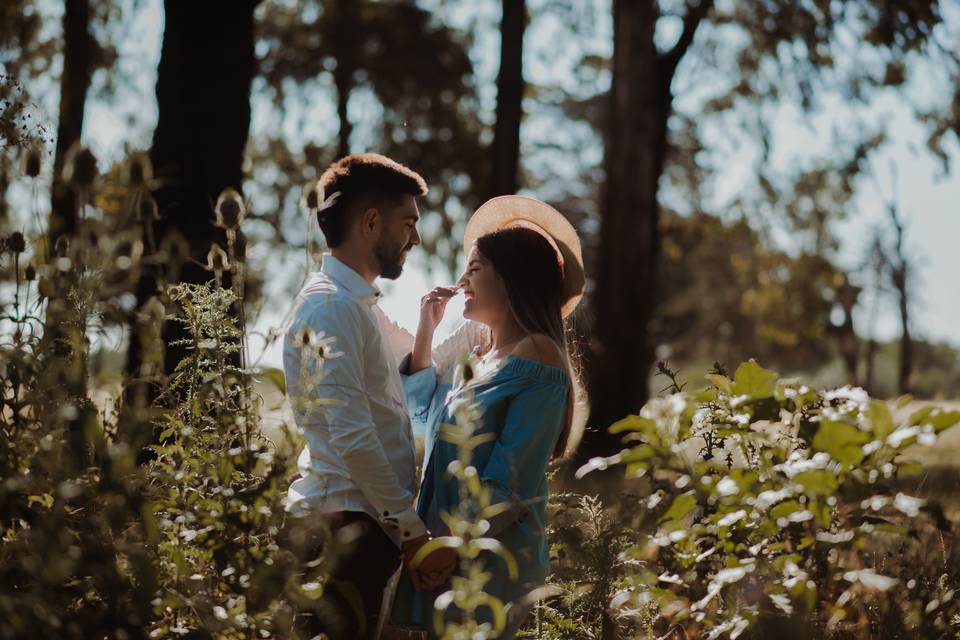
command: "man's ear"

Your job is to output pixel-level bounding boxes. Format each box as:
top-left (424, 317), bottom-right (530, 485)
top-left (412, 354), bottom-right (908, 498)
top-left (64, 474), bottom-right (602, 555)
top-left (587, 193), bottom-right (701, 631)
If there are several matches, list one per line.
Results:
top-left (359, 207), bottom-right (380, 239)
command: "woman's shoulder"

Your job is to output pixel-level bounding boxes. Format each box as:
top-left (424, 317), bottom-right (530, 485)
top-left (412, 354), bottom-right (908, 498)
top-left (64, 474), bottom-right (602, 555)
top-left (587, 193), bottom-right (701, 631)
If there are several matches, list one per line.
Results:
top-left (508, 333), bottom-right (565, 369)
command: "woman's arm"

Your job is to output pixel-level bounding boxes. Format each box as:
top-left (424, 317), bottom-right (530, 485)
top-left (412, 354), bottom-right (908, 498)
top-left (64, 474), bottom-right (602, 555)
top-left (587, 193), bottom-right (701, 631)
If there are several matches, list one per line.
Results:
top-left (409, 286), bottom-right (458, 373)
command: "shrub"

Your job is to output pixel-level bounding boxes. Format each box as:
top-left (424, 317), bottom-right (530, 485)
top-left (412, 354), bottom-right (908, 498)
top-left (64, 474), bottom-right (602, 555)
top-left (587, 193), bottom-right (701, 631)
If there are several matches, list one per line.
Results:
top-left (570, 361), bottom-right (960, 639)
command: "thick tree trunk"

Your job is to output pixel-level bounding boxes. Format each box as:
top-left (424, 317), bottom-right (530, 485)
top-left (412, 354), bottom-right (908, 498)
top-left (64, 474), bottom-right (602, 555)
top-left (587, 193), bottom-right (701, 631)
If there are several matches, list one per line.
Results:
top-left (126, 0), bottom-right (257, 391)
top-left (48, 0), bottom-right (92, 247)
top-left (487, 0), bottom-right (525, 199)
top-left (578, 0), bottom-right (672, 463)
top-left (42, 0), bottom-right (94, 471)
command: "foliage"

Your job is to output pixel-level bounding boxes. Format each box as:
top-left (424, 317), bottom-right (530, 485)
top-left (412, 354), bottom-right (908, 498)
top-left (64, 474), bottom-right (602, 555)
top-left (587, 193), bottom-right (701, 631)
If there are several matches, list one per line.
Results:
top-left (0, 145), bottom-right (309, 638)
top-left (572, 361), bottom-right (960, 639)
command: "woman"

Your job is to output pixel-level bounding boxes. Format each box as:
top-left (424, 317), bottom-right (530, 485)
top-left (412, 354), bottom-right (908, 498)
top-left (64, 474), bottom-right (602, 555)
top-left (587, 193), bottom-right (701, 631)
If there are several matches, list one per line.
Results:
top-left (392, 196), bottom-right (585, 639)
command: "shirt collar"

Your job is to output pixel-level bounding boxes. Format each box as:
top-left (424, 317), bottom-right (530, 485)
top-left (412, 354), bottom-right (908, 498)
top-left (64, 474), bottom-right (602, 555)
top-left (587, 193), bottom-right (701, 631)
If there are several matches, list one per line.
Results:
top-left (321, 254), bottom-right (382, 304)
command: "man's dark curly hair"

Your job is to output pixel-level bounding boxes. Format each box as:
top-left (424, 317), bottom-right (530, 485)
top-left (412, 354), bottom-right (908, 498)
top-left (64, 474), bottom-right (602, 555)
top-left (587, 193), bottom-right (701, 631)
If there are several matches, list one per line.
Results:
top-left (315, 153), bottom-right (428, 248)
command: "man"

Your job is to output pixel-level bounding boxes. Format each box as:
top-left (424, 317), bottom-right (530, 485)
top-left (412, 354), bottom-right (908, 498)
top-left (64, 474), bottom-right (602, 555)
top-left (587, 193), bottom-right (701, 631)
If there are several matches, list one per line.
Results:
top-left (282, 153), bottom-right (455, 639)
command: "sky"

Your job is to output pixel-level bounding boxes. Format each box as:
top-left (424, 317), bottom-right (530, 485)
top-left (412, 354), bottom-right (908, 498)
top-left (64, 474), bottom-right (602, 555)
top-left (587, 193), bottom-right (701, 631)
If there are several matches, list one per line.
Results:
top-left (31, 0), bottom-right (960, 368)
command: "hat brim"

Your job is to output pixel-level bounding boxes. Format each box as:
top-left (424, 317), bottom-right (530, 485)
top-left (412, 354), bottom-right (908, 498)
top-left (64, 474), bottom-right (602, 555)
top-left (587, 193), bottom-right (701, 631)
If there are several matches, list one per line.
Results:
top-left (463, 195), bottom-right (584, 318)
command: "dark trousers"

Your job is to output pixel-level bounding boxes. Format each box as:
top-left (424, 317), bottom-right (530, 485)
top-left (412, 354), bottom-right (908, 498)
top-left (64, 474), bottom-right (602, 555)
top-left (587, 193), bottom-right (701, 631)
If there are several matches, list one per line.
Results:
top-left (284, 510), bottom-right (401, 640)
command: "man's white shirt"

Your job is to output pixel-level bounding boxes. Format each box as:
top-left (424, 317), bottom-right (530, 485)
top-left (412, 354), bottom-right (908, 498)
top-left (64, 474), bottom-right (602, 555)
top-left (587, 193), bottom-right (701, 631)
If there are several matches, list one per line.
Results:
top-left (282, 255), bottom-right (426, 545)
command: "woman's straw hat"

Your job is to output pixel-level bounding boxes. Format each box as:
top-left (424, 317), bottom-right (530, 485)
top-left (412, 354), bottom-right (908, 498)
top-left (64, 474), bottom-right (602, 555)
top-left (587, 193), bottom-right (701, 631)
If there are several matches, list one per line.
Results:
top-left (463, 195), bottom-right (584, 317)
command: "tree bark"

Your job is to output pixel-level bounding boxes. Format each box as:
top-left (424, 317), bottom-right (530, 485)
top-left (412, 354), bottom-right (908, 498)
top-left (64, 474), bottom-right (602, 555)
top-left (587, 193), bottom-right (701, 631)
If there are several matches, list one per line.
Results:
top-left (48, 0), bottom-right (92, 248)
top-left (332, 0), bottom-right (360, 159)
top-left (889, 207), bottom-right (911, 394)
top-left (487, 0), bottom-right (525, 199)
top-left (41, 0), bottom-right (94, 471)
top-left (126, 0), bottom-right (257, 391)
top-left (577, 0), bottom-right (711, 464)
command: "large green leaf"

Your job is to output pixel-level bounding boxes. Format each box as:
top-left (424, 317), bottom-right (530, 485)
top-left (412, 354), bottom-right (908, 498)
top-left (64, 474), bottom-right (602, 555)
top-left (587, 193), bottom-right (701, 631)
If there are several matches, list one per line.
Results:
top-left (867, 400), bottom-right (894, 439)
top-left (732, 361), bottom-right (778, 399)
top-left (794, 469), bottom-right (840, 495)
top-left (813, 420), bottom-right (870, 467)
top-left (659, 492), bottom-right (697, 524)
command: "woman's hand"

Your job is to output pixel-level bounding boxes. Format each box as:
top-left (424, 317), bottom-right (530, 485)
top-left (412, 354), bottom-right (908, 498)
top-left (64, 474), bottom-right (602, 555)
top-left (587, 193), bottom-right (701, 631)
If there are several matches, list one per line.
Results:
top-left (410, 286), bottom-right (458, 374)
top-left (418, 286), bottom-right (458, 335)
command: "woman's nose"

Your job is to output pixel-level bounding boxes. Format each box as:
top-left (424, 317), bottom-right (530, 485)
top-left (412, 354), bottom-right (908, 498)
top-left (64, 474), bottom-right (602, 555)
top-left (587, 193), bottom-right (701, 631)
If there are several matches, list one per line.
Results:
top-left (456, 272), bottom-right (468, 288)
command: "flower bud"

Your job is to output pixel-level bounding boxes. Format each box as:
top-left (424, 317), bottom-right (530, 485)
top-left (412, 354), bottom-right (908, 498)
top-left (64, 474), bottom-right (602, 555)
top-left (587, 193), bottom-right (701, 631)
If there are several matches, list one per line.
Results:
top-left (301, 180), bottom-right (320, 210)
top-left (62, 143), bottom-right (99, 191)
top-left (215, 188), bottom-right (245, 229)
top-left (8, 231), bottom-right (26, 253)
top-left (23, 143), bottom-right (43, 178)
top-left (24, 263), bottom-right (36, 281)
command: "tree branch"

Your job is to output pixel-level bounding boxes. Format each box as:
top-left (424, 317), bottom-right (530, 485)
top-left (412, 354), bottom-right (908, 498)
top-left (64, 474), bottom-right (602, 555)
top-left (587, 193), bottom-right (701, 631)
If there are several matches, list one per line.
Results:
top-left (662, 0), bottom-right (714, 78)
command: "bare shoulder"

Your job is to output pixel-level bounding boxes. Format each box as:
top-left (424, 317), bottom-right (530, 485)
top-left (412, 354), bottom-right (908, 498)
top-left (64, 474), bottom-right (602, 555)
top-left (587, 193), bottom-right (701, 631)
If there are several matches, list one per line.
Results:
top-left (510, 333), bottom-right (565, 368)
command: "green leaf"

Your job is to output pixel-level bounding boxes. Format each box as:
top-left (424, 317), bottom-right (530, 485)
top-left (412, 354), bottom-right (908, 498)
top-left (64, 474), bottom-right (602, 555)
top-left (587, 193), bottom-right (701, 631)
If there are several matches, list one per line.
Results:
top-left (609, 415), bottom-right (656, 434)
top-left (868, 401), bottom-right (894, 439)
top-left (927, 410), bottom-right (960, 433)
top-left (659, 491), bottom-right (697, 524)
top-left (770, 500), bottom-right (804, 520)
top-left (259, 367), bottom-right (286, 394)
top-left (908, 406), bottom-right (934, 426)
top-left (706, 374), bottom-right (733, 395)
top-left (620, 445), bottom-right (656, 464)
top-left (813, 420), bottom-right (870, 467)
top-left (794, 470), bottom-right (839, 496)
top-left (895, 394), bottom-right (913, 409)
top-left (732, 361), bottom-right (778, 399)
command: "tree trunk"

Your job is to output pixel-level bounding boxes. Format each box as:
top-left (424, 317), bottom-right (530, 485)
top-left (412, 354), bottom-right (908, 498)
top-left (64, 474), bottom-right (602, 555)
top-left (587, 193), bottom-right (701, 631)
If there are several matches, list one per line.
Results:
top-left (578, 0), bottom-right (671, 463)
top-left (332, 1), bottom-right (360, 159)
top-left (894, 265), bottom-right (911, 394)
top-left (888, 203), bottom-right (911, 394)
top-left (48, 0), bottom-right (92, 248)
top-left (126, 0), bottom-right (257, 396)
top-left (41, 0), bottom-right (94, 472)
top-left (836, 277), bottom-right (860, 385)
top-left (487, 0), bottom-right (525, 199)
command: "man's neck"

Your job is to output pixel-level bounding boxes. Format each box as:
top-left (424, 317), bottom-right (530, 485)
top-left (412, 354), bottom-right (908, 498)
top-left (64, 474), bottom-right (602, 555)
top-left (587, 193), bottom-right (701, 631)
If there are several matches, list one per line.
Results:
top-left (330, 247), bottom-right (378, 284)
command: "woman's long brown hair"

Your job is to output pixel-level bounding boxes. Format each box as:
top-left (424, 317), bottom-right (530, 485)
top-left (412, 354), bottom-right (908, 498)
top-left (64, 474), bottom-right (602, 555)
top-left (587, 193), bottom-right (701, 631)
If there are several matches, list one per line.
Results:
top-left (475, 227), bottom-right (580, 459)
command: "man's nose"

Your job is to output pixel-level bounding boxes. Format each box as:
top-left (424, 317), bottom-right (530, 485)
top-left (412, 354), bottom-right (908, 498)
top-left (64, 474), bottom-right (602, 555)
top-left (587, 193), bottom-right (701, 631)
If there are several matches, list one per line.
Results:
top-left (410, 225), bottom-right (421, 246)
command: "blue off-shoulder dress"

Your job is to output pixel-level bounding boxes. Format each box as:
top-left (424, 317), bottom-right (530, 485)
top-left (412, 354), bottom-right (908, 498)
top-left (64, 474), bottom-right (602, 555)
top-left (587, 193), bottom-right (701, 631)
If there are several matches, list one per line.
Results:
top-left (392, 324), bottom-right (569, 638)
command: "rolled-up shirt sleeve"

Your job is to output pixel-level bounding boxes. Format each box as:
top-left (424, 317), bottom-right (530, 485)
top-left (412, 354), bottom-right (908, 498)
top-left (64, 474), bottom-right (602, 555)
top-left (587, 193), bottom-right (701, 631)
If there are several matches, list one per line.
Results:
top-left (304, 300), bottom-right (427, 540)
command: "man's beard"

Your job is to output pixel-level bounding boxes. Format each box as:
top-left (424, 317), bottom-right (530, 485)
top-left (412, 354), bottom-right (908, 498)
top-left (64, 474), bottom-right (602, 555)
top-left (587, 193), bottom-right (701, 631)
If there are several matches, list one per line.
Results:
top-left (375, 240), bottom-right (409, 280)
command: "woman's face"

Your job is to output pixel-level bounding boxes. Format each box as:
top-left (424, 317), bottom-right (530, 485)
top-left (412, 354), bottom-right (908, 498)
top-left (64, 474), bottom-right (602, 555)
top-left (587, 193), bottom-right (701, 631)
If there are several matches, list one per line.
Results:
top-left (457, 246), bottom-right (509, 325)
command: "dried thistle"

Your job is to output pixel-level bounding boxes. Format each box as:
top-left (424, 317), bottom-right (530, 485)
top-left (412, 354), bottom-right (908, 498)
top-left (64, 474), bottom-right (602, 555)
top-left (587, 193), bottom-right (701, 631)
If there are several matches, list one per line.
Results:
top-left (214, 188), bottom-right (245, 229)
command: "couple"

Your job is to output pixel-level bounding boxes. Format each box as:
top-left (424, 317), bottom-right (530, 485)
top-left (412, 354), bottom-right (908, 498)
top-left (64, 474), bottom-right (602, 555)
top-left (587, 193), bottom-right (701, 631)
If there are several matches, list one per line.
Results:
top-left (281, 153), bottom-right (585, 639)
